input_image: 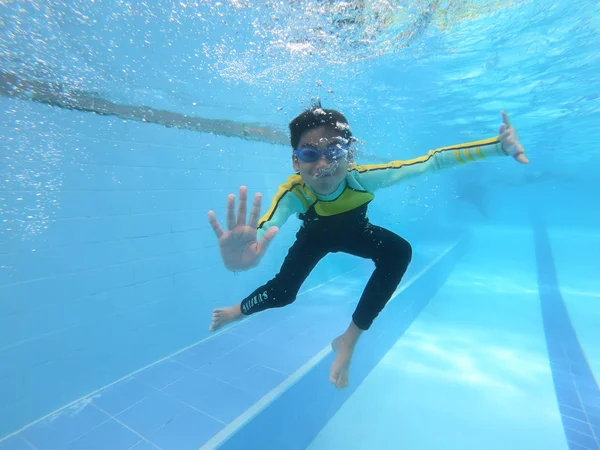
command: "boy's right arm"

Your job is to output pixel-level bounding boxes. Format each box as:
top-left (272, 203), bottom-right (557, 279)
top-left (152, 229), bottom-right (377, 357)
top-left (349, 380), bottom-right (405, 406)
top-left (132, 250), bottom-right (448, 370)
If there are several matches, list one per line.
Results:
top-left (256, 179), bottom-right (305, 241)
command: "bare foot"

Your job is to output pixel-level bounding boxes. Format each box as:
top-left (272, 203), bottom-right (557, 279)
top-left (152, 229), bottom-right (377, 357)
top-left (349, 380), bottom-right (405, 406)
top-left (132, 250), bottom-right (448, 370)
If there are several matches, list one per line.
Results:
top-left (209, 304), bottom-right (242, 332)
top-left (330, 335), bottom-right (353, 389)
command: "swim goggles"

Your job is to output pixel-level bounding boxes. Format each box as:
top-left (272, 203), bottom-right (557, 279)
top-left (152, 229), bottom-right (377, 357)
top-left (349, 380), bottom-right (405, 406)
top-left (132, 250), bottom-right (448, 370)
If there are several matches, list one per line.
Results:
top-left (293, 141), bottom-right (350, 163)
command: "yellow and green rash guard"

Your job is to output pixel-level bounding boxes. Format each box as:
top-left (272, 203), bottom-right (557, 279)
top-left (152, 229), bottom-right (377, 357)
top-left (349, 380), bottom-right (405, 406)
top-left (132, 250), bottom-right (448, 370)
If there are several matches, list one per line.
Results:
top-left (256, 136), bottom-right (507, 240)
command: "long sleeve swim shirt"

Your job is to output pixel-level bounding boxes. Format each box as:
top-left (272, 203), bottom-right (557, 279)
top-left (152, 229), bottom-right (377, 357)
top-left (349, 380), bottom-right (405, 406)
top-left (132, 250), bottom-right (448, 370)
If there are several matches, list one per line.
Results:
top-left (256, 136), bottom-right (508, 240)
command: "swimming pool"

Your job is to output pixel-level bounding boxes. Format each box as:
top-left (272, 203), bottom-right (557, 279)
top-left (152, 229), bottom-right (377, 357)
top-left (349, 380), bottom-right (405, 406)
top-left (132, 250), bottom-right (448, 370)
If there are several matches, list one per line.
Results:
top-left (1, 1), bottom-right (599, 449)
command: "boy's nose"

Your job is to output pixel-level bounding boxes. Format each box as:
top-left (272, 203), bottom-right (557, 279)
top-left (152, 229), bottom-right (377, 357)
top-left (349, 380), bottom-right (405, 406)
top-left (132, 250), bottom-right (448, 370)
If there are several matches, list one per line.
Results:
top-left (315, 155), bottom-right (331, 166)
top-left (314, 155), bottom-right (330, 167)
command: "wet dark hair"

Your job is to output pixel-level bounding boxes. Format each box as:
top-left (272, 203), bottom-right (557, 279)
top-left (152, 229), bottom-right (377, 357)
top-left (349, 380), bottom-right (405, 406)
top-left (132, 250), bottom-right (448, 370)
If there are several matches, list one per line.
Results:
top-left (289, 99), bottom-right (353, 149)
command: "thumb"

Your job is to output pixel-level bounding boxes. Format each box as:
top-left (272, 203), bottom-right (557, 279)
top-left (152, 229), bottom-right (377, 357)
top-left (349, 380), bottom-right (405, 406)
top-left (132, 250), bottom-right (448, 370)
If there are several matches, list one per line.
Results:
top-left (515, 152), bottom-right (529, 164)
top-left (508, 142), bottom-right (529, 164)
top-left (258, 226), bottom-right (279, 254)
top-left (499, 123), bottom-right (507, 134)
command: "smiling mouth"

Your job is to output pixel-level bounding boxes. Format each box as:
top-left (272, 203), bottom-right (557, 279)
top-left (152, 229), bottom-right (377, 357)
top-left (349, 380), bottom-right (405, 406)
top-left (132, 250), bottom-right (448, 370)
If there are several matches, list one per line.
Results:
top-left (313, 160), bottom-right (339, 179)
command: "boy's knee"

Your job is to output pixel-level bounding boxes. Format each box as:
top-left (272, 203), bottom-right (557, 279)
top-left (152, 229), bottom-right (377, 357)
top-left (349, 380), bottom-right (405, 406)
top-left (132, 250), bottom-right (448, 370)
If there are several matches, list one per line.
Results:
top-left (399, 238), bottom-right (412, 265)
top-left (276, 295), bottom-right (296, 307)
top-left (270, 287), bottom-right (298, 308)
top-left (376, 236), bottom-right (412, 273)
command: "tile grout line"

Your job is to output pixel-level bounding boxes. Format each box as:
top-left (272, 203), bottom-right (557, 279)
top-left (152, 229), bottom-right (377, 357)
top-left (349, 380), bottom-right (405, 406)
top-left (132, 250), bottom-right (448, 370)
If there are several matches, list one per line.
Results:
top-left (90, 403), bottom-right (163, 450)
top-left (18, 435), bottom-right (37, 450)
top-left (198, 240), bottom-right (460, 450)
top-left (0, 267), bottom-right (359, 444)
top-left (0, 227), bottom-right (212, 262)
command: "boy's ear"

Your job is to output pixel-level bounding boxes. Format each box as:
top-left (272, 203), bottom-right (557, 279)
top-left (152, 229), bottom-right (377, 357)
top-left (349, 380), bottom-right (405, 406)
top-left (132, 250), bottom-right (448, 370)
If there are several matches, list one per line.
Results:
top-left (292, 155), bottom-right (300, 172)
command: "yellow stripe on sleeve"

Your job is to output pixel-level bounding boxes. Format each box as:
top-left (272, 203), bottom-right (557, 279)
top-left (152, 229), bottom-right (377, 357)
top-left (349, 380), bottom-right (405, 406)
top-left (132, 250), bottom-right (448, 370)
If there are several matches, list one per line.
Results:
top-left (257, 175), bottom-right (303, 228)
top-left (454, 149), bottom-right (467, 164)
top-left (353, 153), bottom-right (431, 173)
top-left (463, 148), bottom-right (477, 162)
top-left (435, 136), bottom-right (500, 152)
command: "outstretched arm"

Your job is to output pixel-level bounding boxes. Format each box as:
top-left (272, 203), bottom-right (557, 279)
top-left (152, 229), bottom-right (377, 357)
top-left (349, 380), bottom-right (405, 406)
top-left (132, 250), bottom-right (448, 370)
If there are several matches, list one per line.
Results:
top-left (353, 111), bottom-right (527, 192)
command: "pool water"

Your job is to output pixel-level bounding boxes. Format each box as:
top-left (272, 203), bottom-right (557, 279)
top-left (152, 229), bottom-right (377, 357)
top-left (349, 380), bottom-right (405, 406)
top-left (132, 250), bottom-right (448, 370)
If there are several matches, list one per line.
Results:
top-left (1, 1), bottom-right (599, 449)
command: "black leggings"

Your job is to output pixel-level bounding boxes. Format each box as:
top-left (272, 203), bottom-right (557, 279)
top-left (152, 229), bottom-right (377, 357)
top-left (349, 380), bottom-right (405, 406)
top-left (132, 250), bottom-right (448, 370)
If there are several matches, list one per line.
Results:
top-left (240, 220), bottom-right (412, 330)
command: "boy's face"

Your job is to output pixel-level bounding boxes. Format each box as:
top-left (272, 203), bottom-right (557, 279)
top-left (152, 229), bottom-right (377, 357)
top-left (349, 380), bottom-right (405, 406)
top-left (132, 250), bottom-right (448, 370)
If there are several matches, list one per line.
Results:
top-left (293, 126), bottom-right (353, 196)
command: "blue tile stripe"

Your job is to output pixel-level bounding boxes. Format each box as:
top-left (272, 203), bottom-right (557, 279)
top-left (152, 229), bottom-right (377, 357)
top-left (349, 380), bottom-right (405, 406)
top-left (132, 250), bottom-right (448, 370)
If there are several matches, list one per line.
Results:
top-left (213, 237), bottom-right (469, 450)
top-left (532, 216), bottom-right (600, 450)
top-left (0, 233), bottom-right (467, 450)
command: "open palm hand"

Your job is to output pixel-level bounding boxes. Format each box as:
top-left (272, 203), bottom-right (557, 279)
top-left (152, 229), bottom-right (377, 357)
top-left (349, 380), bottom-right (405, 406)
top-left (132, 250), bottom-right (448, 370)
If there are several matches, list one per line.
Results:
top-left (208, 186), bottom-right (278, 271)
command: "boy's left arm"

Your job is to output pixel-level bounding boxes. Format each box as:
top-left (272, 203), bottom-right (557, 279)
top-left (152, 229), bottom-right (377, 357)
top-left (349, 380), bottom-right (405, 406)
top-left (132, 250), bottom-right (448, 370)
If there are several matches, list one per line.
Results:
top-left (353, 111), bottom-right (528, 192)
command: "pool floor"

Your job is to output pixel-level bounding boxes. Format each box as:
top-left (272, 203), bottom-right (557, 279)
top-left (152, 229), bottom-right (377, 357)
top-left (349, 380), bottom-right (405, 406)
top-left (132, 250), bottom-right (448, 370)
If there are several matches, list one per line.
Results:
top-left (1, 227), bottom-right (598, 450)
top-left (308, 227), bottom-right (581, 450)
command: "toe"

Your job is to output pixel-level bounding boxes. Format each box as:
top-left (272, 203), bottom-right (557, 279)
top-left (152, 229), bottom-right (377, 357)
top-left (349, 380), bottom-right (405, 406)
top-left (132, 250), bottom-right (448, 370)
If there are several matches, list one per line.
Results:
top-left (340, 373), bottom-right (348, 389)
top-left (329, 368), bottom-right (339, 385)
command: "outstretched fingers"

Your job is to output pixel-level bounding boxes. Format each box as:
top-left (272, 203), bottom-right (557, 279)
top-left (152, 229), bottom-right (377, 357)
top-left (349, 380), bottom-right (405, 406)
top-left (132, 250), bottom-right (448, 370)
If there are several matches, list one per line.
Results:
top-left (237, 186), bottom-right (248, 227)
top-left (208, 210), bottom-right (224, 239)
top-left (226, 193), bottom-right (236, 230)
top-left (210, 187), bottom-right (264, 240)
top-left (248, 192), bottom-right (263, 229)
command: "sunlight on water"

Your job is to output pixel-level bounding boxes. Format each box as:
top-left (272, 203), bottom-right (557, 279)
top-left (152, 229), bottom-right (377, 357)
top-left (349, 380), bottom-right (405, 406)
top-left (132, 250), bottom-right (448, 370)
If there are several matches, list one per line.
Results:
top-left (4, 0), bottom-right (581, 111)
top-left (1, 0), bottom-right (597, 129)
top-left (1, 0), bottom-right (599, 238)
top-left (383, 323), bottom-right (552, 405)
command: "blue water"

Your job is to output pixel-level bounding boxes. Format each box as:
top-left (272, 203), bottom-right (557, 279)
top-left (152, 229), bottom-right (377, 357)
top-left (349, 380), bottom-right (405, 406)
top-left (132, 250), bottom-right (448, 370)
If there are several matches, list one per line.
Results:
top-left (1, 1), bottom-right (599, 449)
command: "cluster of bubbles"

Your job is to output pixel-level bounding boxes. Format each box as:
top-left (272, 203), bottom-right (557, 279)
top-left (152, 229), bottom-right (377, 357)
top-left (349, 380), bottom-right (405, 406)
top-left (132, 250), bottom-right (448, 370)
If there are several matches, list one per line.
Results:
top-left (1, 103), bottom-right (64, 238)
top-left (3, 0), bottom-right (596, 112)
top-left (0, 0), bottom-right (523, 107)
top-left (0, 0), bottom-right (444, 240)
top-left (1, 0), bottom-right (599, 238)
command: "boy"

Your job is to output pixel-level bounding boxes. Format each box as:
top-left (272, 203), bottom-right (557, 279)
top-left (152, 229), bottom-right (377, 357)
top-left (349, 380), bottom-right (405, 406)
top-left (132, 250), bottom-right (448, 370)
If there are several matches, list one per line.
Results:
top-left (207, 103), bottom-right (528, 389)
